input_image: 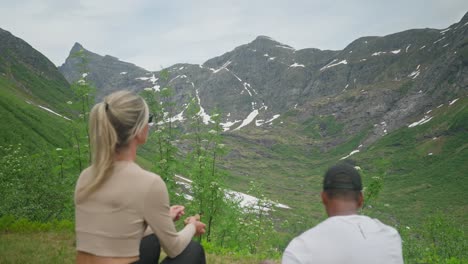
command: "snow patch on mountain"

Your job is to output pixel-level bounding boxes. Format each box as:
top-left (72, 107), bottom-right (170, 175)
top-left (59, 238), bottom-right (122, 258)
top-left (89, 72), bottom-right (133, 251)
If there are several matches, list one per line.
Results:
top-left (320, 59), bottom-right (347, 71)
top-left (195, 89), bottom-right (212, 124)
top-left (275, 44), bottom-right (295, 50)
top-left (265, 114), bottom-right (280, 124)
top-left (289, 63), bottom-right (305, 68)
top-left (242, 82), bottom-right (253, 97)
top-left (220, 120), bottom-right (242, 131)
top-left (408, 65), bottom-right (421, 79)
top-left (440, 28), bottom-right (451, 34)
top-left (212, 61), bottom-right (232, 74)
top-left (405, 44), bottom-right (411, 52)
top-left (433, 37), bottom-right (445, 44)
top-left (234, 109), bottom-right (259, 130)
top-left (38, 105), bottom-right (71, 121)
top-left (169, 75), bottom-right (181, 83)
top-left (449, 98), bottom-right (459, 106)
top-left (372, 51), bottom-right (386, 56)
top-left (174, 175), bottom-right (291, 211)
top-left (408, 116), bottom-right (433, 127)
top-left (340, 149), bottom-right (360, 160)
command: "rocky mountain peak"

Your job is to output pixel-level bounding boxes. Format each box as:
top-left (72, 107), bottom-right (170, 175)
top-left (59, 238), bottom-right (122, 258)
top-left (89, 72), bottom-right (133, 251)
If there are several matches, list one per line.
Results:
top-left (251, 35), bottom-right (280, 44)
top-left (460, 11), bottom-right (468, 23)
top-left (248, 35), bottom-right (295, 51)
top-left (70, 42), bottom-right (84, 53)
top-left (0, 27), bottom-right (10, 35)
top-left (60, 14), bottom-right (467, 148)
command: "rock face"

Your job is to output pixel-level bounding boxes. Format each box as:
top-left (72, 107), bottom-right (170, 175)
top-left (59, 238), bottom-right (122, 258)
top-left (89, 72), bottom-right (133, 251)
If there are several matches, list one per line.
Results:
top-left (59, 12), bottom-right (468, 147)
top-left (59, 43), bottom-right (149, 99)
top-left (0, 28), bottom-right (72, 110)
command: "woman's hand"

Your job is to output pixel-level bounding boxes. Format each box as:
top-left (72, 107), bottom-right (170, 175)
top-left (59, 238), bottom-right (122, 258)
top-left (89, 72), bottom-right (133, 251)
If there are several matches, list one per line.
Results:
top-left (185, 215), bottom-right (206, 236)
top-left (169, 205), bottom-right (185, 221)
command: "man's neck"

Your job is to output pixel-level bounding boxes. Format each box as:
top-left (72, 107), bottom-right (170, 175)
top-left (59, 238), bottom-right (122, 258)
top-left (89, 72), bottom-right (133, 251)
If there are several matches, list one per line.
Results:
top-left (326, 200), bottom-right (359, 217)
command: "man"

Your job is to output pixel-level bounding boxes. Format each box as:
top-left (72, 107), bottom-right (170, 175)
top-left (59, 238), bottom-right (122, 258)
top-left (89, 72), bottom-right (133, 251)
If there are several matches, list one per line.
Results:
top-left (282, 163), bottom-right (403, 264)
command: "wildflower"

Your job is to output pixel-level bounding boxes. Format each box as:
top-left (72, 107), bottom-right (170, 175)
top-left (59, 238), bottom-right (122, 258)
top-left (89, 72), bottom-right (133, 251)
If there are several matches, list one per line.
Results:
top-left (67, 101), bottom-right (73, 105)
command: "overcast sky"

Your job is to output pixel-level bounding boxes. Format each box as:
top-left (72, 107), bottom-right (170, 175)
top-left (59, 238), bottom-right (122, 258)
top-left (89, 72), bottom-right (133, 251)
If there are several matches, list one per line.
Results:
top-left (1, 0), bottom-right (467, 71)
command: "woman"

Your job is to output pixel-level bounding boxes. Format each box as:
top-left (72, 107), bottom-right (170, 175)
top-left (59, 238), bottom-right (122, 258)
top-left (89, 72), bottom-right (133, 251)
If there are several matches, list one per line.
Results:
top-left (75, 90), bottom-right (206, 264)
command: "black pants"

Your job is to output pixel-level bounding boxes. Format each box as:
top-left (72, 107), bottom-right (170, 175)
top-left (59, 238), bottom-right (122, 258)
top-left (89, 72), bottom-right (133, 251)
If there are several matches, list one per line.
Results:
top-left (133, 234), bottom-right (206, 264)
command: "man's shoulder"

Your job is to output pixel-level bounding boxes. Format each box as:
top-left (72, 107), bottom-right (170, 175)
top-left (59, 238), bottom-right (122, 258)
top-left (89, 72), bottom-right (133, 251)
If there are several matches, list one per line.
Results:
top-left (288, 219), bottom-right (334, 246)
top-left (283, 220), bottom-right (336, 263)
top-left (352, 215), bottom-right (401, 235)
top-left (287, 215), bottom-right (401, 247)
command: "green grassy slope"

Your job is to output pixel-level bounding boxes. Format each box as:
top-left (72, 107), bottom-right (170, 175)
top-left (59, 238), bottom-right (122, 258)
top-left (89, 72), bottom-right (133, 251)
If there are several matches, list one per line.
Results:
top-left (0, 76), bottom-right (72, 151)
top-left (0, 28), bottom-right (75, 151)
top-left (0, 29), bottom-right (73, 113)
top-left (355, 97), bottom-right (468, 229)
top-left (218, 97), bottom-right (467, 234)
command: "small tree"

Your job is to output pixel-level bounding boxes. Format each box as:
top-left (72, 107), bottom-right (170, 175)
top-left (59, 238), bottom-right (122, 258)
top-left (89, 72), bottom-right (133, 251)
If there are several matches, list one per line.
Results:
top-left (183, 96), bottom-right (228, 242)
top-left (67, 49), bottom-right (95, 170)
top-left (140, 69), bottom-right (179, 201)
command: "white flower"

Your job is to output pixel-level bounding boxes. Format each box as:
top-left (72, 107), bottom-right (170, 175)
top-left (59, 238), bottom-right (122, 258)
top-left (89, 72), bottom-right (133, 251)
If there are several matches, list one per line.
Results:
top-left (67, 101), bottom-right (73, 105)
top-left (56, 148), bottom-right (62, 151)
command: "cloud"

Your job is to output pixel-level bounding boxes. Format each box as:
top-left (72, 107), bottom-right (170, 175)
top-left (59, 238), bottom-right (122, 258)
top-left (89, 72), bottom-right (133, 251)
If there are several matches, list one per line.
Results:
top-left (1, 0), bottom-right (467, 70)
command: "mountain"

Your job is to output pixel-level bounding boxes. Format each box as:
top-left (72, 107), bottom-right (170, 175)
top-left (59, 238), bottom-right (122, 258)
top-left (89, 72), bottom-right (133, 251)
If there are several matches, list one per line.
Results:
top-left (0, 28), bottom-right (73, 150)
top-left (60, 14), bottom-right (468, 146)
top-left (59, 42), bottom-right (150, 99)
top-left (58, 13), bottom-right (468, 228)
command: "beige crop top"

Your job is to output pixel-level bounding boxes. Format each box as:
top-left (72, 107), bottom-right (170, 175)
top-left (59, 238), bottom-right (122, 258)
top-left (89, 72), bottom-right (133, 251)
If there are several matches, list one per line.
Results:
top-left (74, 161), bottom-right (195, 258)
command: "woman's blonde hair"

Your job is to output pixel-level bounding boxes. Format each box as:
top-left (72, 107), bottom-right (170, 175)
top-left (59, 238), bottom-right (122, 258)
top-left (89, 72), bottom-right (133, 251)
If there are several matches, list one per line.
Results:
top-left (77, 90), bottom-right (149, 200)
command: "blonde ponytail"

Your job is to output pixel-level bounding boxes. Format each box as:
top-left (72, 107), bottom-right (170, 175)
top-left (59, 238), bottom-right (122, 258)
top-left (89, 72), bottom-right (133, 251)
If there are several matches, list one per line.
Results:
top-left (77, 90), bottom-right (149, 201)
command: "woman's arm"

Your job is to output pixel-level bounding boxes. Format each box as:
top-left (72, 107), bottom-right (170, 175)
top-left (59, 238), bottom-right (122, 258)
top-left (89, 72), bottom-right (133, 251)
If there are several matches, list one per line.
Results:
top-left (143, 177), bottom-right (196, 258)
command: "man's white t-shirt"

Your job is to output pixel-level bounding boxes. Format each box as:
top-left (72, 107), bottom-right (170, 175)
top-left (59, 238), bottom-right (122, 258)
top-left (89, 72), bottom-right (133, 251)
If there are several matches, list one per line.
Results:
top-left (282, 215), bottom-right (403, 264)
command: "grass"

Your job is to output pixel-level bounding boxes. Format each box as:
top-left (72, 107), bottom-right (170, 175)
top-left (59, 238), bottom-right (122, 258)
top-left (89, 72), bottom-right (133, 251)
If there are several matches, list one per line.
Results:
top-left (188, 96), bottom-right (468, 239)
top-left (0, 231), bottom-right (279, 264)
top-left (0, 232), bottom-right (75, 264)
top-left (0, 76), bottom-right (73, 152)
top-left (354, 98), bottom-right (468, 230)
